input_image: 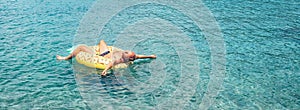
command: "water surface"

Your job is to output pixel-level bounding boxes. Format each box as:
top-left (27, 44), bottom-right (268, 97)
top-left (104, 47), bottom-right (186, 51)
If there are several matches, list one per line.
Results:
top-left (0, 0), bottom-right (299, 109)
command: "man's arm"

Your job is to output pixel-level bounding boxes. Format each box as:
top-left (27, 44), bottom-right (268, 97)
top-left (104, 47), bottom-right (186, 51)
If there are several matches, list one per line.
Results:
top-left (136, 55), bottom-right (156, 59)
top-left (101, 58), bottom-right (124, 76)
top-left (101, 62), bottom-right (113, 76)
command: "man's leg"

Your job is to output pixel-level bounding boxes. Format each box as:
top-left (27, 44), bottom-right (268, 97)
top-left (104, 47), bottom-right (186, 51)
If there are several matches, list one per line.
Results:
top-left (98, 40), bottom-right (109, 53)
top-left (56, 45), bottom-right (94, 60)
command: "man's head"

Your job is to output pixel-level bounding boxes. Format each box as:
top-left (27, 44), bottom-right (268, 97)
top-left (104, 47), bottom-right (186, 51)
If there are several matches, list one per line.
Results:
top-left (123, 51), bottom-right (136, 61)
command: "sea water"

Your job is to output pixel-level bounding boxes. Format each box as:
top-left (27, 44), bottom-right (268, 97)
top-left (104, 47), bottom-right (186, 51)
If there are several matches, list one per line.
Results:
top-left (0, 0), bottom-right (299, 109)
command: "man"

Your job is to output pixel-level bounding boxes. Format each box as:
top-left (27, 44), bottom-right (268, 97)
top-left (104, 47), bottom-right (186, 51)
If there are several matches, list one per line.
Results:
top-left (56, 40), bottom-right (156, 76)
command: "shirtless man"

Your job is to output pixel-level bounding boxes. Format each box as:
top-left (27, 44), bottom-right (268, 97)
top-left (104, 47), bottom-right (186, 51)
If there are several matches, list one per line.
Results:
top-left (56, 40), bottom-right (156, 76)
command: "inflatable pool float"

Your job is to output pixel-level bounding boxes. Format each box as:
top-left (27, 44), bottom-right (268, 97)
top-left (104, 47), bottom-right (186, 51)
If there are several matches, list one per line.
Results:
top-left (69, 45), bottom-right (129, 69)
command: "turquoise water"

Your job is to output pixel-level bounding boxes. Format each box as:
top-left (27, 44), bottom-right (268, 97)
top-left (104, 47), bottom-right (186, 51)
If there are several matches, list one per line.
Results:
top-left (1, 0), bottom-right (299, 109)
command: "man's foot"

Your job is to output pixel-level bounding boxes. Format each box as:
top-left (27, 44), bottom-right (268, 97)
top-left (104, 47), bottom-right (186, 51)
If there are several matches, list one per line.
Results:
top-left (56, 55), bottom-right (67, 60)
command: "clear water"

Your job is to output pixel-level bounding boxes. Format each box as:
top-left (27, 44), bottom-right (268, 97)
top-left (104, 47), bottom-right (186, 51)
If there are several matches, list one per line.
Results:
top-left (0, 0), bottom-right (299, 109)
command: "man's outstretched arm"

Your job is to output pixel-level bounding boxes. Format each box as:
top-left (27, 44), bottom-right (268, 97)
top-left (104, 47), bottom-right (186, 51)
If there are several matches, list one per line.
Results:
top-left (136, 55), bottom-right (156, 59)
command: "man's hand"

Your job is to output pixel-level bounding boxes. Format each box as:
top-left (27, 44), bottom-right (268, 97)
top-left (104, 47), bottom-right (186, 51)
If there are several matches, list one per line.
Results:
top-left (101, 70), bottom-right (107, 76)
top-left (150, 55), bottom-right (157, 59)
top-left (101, 62), bottom-right (113, 77)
